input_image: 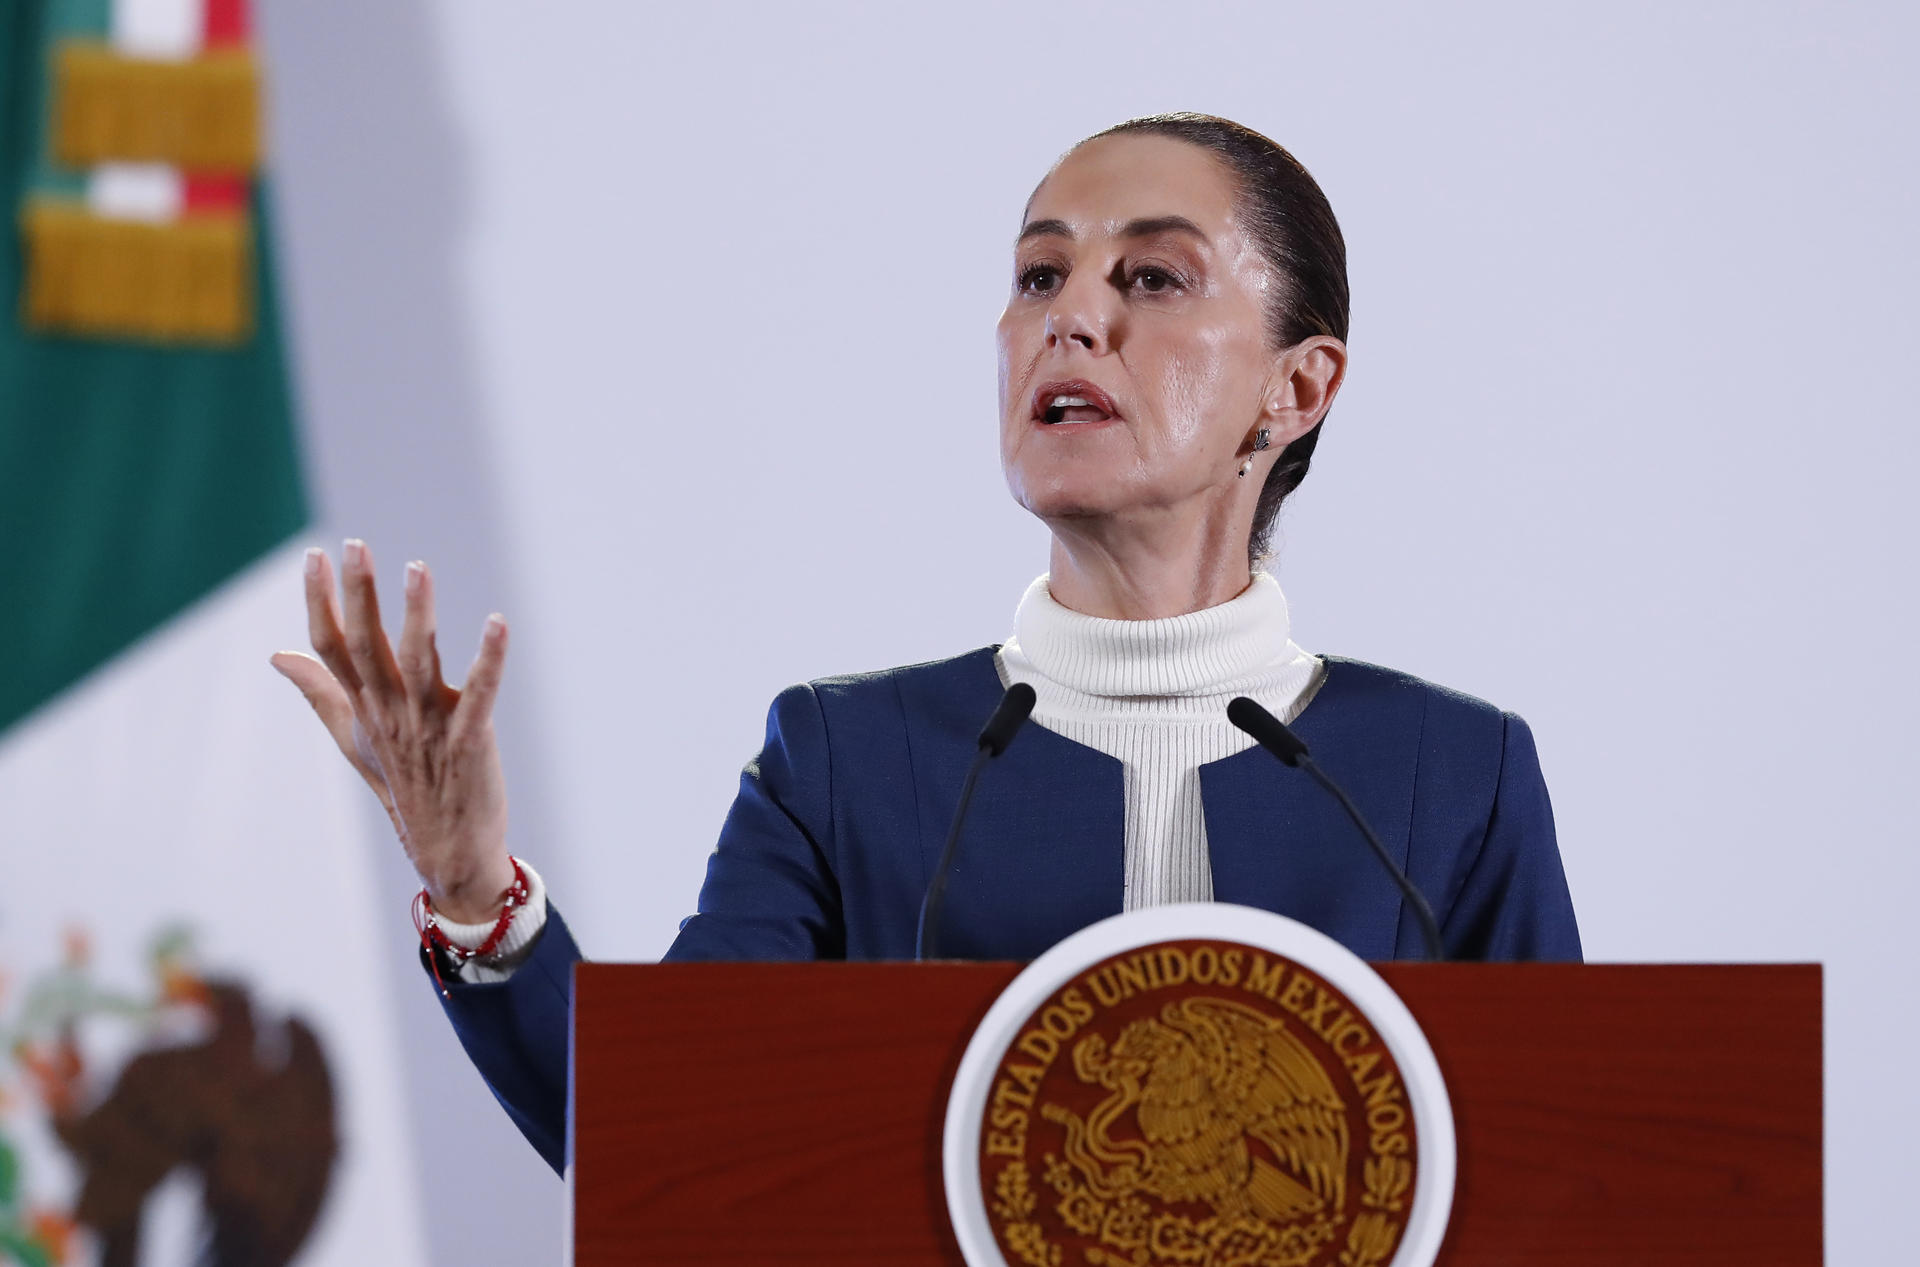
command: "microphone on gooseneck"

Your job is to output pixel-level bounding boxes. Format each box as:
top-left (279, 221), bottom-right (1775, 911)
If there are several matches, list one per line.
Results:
top-left (916, 682), bottom-right (1038, 961)
top-left (1226, 696), bottom-right (1447, 962)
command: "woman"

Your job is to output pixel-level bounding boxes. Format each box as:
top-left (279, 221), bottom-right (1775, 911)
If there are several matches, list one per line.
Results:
top-left (272, 114), bottom-right (1580, 1175)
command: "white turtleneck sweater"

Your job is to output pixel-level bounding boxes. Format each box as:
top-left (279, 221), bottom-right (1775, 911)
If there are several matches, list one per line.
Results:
top-left (996, 572), bottom-right (1323, 907)
top-left (439, 572), bottom-right (1321, 979)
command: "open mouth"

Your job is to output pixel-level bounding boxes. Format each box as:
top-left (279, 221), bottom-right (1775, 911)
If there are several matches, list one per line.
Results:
top-left (1033, 381), bottom-right (1118, 425)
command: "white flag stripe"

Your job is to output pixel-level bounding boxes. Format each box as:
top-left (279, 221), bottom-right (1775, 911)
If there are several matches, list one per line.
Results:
top-left (0, 541), bottom-right (431, 1267)
top-left (110, 0), bottom-right (205, 60)
top-left (87, 162), bottom-right (185, 222)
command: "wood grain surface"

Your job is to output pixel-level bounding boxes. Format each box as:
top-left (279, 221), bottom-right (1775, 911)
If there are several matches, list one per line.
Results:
top-left (572, 962), bottom-right (1820, 1266)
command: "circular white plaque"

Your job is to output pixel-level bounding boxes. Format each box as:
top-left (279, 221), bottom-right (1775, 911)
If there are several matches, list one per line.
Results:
top-left (944, 903), bottom-right (1455, 1267)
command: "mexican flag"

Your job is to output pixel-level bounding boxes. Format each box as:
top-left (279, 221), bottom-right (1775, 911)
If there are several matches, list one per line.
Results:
top-left (1, 2), bottom-right (427, 1263)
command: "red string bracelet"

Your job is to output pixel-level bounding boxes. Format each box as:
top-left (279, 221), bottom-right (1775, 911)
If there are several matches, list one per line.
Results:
top-left (413, 856), bottom-right (531, 999)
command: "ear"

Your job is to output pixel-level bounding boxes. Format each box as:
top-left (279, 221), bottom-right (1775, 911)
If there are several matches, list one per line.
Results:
top-left (1258, 336), bottom-right (1348, 446)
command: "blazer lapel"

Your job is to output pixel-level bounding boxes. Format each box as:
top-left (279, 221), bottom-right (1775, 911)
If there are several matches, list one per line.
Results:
top-left (1202, 657), bottom-right (1424, 960)
top-left (900, 649), bottom-right (1125, 961)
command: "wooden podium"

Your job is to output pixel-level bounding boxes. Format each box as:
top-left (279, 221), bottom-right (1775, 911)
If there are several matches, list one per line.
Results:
top-left (572, 963), bottom-right (1820, 1265)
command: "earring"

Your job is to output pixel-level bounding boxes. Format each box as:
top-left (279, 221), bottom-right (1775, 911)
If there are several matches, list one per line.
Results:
top-left (1239, 427), bottom-right (1271, 478)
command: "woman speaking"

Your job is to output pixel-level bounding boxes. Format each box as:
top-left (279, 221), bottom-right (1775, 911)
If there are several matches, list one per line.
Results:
top-left (271, 114), bottom-right (1580, 1173)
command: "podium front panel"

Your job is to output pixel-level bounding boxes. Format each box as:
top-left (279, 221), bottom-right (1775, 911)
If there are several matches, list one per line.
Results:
top-left (572, 962), bottom-right (1819, 1265)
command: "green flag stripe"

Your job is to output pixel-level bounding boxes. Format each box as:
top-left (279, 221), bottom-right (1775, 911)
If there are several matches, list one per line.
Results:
top-left (0, 1), bottom-right (308, 734)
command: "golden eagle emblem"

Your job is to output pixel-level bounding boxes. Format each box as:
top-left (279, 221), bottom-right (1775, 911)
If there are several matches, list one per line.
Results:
top-left (979, 941), bottom-right (1417, 1267)
top-left (1046, 997), bottom-right (1350, 1225)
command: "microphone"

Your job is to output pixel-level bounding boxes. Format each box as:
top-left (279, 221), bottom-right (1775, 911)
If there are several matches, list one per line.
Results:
top-left (1227, 696), bottom-right (1446, 961)
top-left (916, 682), bottom-right (1037, 960)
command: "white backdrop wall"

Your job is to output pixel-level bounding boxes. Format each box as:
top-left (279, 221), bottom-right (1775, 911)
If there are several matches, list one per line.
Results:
top-left (256, 1), bottom-right (1918, 1260)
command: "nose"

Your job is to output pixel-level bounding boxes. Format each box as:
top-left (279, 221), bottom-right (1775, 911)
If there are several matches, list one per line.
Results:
top-left (1046, 313), bottom-right (1098, 352)
top-left (1043, 273), bottom-right (1112, 355)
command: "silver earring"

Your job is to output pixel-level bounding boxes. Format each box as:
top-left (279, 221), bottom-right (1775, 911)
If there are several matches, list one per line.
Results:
top-left (1239, 427), bottom-right (1270, 478)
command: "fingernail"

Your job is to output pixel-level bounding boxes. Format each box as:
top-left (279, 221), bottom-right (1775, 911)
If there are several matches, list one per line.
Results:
top-left (343, 538), bottom-right (366, 567)
top-left (485, 613), bottom-right (506, 639)
top-left (304, 548), bottom-right (323, 578)
top-left (405, 561), bottom-right (424, 596)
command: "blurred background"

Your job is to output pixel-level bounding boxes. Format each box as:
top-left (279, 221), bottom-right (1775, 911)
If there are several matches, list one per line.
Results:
top-left (2, 0), bottom-right (1914, 1262)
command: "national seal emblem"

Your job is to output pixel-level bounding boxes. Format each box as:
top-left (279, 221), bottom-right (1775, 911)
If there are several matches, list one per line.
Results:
top-left (945, 905), bottom-right (1455, 1267)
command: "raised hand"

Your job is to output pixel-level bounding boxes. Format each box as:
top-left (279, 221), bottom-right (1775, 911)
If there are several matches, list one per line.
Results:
top-left (271, 540), bottom-right (515, 923)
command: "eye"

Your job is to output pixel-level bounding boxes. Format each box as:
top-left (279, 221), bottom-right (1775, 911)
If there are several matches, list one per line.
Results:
top-left (1128, 265), bottom-right (1182, 294)
top-left (1018, 262), bottom-right (1064, 295)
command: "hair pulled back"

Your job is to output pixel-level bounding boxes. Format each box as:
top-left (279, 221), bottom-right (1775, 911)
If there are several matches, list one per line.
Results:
top-left (1080, 114), bottom-right (1350, 564)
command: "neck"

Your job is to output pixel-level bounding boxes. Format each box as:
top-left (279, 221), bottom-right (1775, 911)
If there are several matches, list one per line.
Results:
top-left (1045, 503), bottom-right (1255, 619)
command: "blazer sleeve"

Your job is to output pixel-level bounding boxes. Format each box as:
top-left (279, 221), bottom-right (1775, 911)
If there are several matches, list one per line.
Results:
top-left (663, 681), bottom-right (847, 961)
top-left (426, 683), bottom-right (845, 1176)
top-left (430, 901), bottom-right (582, 1175)
top-left (1441, 711), bottom-right (1584, 961)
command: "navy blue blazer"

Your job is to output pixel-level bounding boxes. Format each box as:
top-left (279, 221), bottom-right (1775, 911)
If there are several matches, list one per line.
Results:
top-left (432, 648), bottom-right (1581, 1174)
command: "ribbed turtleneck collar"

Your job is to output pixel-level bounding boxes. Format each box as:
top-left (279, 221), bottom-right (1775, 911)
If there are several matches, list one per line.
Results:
top-left (1004, 572), bottom-right (1300, 699)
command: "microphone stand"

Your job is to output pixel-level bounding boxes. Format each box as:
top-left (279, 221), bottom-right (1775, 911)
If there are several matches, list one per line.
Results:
top-left (1228, 695), bottom-right (1446, 961)
top-left (915, 683), bottom-right (1036, 960)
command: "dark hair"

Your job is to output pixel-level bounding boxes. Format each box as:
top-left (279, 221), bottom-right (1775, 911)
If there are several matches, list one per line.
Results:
top-left (1078, 114), bottom-right (1350, 564)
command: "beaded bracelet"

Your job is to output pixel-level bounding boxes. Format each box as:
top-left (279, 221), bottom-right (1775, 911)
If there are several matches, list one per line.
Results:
top-left (412, 856), bottom-right (531, 998)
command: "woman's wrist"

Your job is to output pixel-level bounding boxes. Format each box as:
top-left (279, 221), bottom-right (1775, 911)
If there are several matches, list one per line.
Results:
top-left (426, 853), bottom-right (518, 924)
top-left (414, 856), bottom-right (549, 993)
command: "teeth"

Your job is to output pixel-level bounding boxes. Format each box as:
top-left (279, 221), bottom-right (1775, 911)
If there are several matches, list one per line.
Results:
top-left (1050, 395), bottom-right (1090, 408)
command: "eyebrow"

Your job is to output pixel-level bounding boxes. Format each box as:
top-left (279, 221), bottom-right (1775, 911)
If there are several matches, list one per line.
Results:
top-left (1015, 215), bottom-right (1211, 245)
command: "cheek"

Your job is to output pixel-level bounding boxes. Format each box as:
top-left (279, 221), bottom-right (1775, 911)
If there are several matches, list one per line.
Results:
top-left (996, 330), bottom-right (1013, 416)
top-left (996, 309), bottom-right (1038, 408)
top-left (1145, 329), bottom-right (1248, 455)
top-left (995, 315), bottom-right (1029, 476)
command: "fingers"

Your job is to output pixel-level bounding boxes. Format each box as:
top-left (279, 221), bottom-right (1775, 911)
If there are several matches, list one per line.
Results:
top-left (448, 613), bottom-right (509, 746)
top-left (303, 548), bottom-right (363, 695)
top-left (396, 559), bottom-right (445, 711)
top-left (337, 538), bottom-right (406, 712)
top-left (270, 651), bottom-right (384, 786)
top-left (296, 541), bottom-right (503, 766)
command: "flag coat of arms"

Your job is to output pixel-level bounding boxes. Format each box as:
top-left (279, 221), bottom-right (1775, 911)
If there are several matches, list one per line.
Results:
top-left (2, 3), bottom-right (431, 1262)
